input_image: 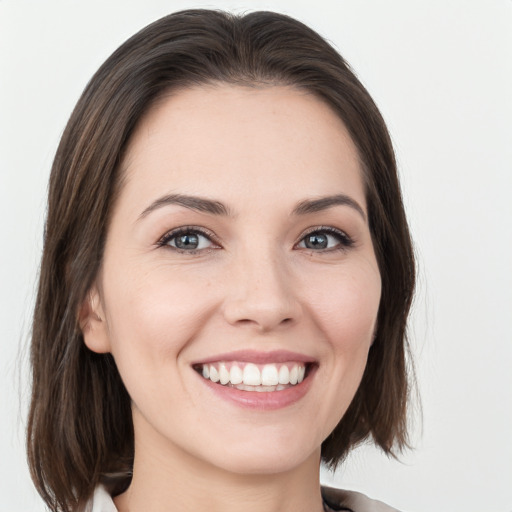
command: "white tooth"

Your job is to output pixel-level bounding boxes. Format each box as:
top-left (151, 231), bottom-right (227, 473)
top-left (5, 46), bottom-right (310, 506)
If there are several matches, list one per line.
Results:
top-left (289, 365), bottom-right (298, 385)
top-left (261, 364), bottom-right (279, 386)
top-left (202, 365), bottom-right (210, 379)
top-left (278, 365), bottom-right (290, 385)
top-left (230, 365), bottom-right (243, 385)
top-left (209, 365), bottom-right (219, 383)
top-left (243, 363), bottom-right (261, 385)
top-left (297, 366), bottom-right (306, 383)
top-left (236, 384), bottom-right (256, 392)
top-left (219, 363), bottom-right (230, 385)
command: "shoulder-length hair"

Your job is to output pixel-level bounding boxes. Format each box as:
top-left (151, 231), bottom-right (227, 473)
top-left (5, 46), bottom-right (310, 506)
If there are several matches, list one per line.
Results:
top-left (27, 9), bottom-right (415, 512)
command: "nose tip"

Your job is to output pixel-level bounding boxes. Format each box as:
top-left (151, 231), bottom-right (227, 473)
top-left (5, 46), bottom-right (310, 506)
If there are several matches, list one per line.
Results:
top-left (223, 300), bottom-right (296, 332)
top-left (221, 263), bottom-right (301, 332)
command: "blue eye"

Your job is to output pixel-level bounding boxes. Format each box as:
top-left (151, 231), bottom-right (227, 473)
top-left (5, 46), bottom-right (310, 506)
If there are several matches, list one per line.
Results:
top-left (159, 228), bottom-right (215, 252)
top-left (298, 228), bottom-right (353, 251)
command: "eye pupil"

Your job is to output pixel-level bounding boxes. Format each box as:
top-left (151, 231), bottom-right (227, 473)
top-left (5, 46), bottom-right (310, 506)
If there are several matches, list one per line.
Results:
top-left (305, 233), bottom-right (328, 249)
top-left (175, 233), bottom-right (199, 249)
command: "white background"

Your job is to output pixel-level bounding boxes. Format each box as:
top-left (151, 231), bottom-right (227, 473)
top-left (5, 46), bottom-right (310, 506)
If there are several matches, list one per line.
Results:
top-left (1, 1), bottom-right (511, 510)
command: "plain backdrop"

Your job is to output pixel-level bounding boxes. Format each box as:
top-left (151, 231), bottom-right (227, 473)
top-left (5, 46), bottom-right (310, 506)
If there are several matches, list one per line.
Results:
top-left (1, 1), bottom-right (511, 511)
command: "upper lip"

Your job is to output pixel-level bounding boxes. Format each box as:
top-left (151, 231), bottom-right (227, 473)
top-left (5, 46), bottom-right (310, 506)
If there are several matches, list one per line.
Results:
top-left (191, 350), bottom-right (316, 365)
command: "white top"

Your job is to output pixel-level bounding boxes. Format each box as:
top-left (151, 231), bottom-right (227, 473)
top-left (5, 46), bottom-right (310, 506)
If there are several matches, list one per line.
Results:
top-left (86, 484), bottom-right (400, 512)
top-left (86, 485), bottom-right (118, 512)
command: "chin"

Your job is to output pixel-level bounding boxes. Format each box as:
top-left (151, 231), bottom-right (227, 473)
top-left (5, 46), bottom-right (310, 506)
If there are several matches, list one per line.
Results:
top-left (216, 451), bottom-right (316, 476)
top-left (196, 431), bottom-right (321, 476)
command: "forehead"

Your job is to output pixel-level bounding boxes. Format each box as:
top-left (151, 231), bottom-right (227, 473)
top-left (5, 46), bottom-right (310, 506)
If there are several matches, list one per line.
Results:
top-left (119, 84), bottom-right (365, 214)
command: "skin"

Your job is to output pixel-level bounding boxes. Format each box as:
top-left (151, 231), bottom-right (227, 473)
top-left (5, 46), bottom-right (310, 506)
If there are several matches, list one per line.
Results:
top-left (82, 84), bottom-right (381, 512)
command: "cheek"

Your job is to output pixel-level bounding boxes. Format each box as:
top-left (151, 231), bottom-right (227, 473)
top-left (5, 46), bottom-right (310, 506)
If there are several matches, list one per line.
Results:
top-left (306, 264), bottom-right (381, 351)
top-left (303, 261), bottom-right (381, 422)
top-left (101, 264), bottom-right (217, 369)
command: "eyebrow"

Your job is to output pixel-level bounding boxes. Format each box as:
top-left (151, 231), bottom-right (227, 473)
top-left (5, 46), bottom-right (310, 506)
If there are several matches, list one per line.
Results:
top-left (138, 192), bottom-right (366, 222)
top-left (292, 194), bottom-right (367, 221)
top-left (138, 193), bottom-right (231, 219)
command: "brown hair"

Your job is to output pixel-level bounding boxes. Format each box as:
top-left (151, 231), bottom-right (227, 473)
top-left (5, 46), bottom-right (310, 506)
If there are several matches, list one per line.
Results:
top-left (27, 9), bottom-right (415, 512)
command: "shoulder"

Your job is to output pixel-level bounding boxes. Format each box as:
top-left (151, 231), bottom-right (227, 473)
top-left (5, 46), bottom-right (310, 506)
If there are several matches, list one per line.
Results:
top-left (85, 485), bottom-right (118, 512)
top-left (322, 486), bottom-right (402, 512)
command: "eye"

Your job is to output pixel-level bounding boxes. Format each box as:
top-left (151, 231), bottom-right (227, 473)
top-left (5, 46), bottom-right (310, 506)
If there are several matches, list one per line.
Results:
top-left (158, 227), bottom-right (217, 252)
top-left (297, 227), bottom-right (353, 251)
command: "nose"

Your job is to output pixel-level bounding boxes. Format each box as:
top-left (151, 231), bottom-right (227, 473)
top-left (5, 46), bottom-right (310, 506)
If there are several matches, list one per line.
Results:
top-left (221, 248), bottom-right (301, 333)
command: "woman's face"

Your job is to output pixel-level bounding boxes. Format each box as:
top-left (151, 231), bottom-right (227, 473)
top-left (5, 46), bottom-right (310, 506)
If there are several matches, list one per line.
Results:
top-left (84, 84), bottom-right (381, 475)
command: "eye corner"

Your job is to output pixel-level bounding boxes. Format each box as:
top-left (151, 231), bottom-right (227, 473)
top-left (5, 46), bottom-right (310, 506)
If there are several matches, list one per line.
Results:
top-left (295, 226), bottom-right (355, 253)
top-left (156, 225), bottom-right (221, 254)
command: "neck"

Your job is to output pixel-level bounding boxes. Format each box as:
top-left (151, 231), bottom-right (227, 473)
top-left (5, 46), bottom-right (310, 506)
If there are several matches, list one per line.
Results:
top-left (114, 419), bottom-right (324, 512)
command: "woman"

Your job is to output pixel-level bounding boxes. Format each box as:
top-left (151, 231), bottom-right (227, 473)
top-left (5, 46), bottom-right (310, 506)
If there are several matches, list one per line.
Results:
top-left (27, 9), bottom-right (415, 512)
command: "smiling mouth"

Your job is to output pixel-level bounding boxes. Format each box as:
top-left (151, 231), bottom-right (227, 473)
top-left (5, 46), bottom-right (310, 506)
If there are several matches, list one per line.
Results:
top-left (193, 361), bottom-right (314, 392)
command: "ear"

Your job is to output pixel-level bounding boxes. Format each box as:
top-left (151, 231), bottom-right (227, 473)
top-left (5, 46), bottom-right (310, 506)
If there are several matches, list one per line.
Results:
top-left (79, 286), bottom-right (111, 354)
top-left (371, 322), bottom-right (378, 346)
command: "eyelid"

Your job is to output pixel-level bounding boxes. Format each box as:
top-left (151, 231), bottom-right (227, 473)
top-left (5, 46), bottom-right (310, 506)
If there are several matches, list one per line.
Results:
top-left (156, 225), bottom-right (220, 251)
top-left (295, 225), bottom-right (355, 250)
top-left (155, 225), bottom-right (354, 253)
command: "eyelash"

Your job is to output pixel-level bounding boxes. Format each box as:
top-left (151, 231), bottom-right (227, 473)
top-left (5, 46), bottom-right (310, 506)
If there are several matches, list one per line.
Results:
top-left (296, 226), bottom-right (354, 253)
top-left (157, 226), bottom-right (219, 254)
top-left (156, 225), bottom-right (354, 254)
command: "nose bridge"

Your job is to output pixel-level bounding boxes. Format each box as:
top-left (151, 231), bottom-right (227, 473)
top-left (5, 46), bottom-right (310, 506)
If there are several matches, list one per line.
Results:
top-left (222, 241), bottom-right (300, 331)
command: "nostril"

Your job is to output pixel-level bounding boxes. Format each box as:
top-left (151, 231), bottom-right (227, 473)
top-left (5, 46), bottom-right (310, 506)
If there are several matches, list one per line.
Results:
top-left (237, 318), bottom-right (256, 326)
top-left (232, 317), bottom-right (293, 328)
top-left (222, 293), bottom-right (301, 331)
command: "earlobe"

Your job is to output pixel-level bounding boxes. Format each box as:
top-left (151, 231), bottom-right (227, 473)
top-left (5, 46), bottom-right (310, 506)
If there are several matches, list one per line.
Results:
top-left (79, 287), bottom-right (111, 354)
top-left (371, 323), bottom-right (378, 346)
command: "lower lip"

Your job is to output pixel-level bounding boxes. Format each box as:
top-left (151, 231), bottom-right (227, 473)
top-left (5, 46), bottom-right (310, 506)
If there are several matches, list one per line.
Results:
top-left (197, 367), bottom-right (316, 410)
